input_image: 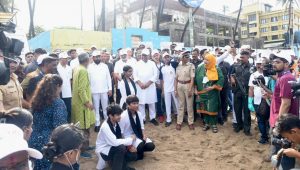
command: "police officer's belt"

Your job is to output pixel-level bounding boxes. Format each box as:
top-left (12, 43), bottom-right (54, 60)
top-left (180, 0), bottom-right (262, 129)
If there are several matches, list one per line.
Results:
top-left (178, 80), bottom-right (191, 84)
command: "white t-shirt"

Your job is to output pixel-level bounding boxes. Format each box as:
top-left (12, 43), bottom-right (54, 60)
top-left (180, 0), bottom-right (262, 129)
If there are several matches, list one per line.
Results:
top-left (70, 58), bottom-right (79, 70)
top-left (88, 63), bottom-right (112, 94)
top-left (161, 65), bottom-right (176, 93)
top-left (248, 71), bottom-right (269, 105)
top-left (57, 63), bottom-right (72, 98)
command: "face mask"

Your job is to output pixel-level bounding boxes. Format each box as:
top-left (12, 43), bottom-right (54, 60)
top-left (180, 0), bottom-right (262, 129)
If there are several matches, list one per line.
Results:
top-left (94, 60), bottom-right (101, 64)
top-left (64, 149), bottom-right (80, 170)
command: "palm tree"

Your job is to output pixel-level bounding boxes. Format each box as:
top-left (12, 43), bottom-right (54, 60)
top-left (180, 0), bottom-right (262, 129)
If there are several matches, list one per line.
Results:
top-left (28, 0), bottom-right (36, 39)
top-left (139, 0), bottom-right (147, 28)
top-left (233, 0), bottom-right (242, 41)
top-left (180, 7), bottom-right (199, 42)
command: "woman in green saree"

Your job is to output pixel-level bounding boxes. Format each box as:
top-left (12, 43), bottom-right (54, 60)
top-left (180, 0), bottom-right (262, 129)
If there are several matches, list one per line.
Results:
top-left (195, 54), bottom-right (224, 133)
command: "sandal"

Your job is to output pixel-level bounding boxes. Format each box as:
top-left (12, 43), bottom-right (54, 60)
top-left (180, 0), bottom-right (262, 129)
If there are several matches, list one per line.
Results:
top-left (203, 124), bottom-right (210, 131)
top-left (212, 125), bottom-right (218, 133)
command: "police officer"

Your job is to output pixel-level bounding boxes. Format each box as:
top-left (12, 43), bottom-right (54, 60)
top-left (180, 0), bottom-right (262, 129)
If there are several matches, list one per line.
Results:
top-left (175, 51), bottom-right (195, 130)
top-left (230, 50), bottom-right (252, 136)
top-left (0, 57), bottom-right (24, 111)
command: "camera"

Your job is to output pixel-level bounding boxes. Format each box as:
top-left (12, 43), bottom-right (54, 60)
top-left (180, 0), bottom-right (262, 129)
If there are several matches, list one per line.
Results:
top-left (271, 137), bottom-right (292, 149)
top-left (262, 63), bottom-right (276, 77)
top-left (289, 81), bottom-right (300, 97)
top-left (0, 21), bottom-right (24, 85)
top-left (252, 75), bottom-right (266, 86)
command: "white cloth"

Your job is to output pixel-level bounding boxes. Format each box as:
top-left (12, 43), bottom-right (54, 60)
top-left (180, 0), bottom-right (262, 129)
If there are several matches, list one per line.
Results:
top-left (161, 65), bottom-right (176, 93)
top-left (96, 120), bottom-right (133, 156)
top-left (92, 93), bottom-right (109, 126)
top-left (248, 71), bottom-right (269, 105)
top-left (70, 58), bottom-right (79, 70)
top-left (164, 91), bottom-right (179, 123)
top-left (224, 54), bottom-right (236, 66)
top-left (88, 63), bottom-right (112, 94)
top-left (217, 51), bottom-right (230, 65)
top-left (139, 103), bottom-right (156, 120)
top-left (57, 63), bottom-right (72, 98)
top-left (134, 60), bottom-right (158, 104)
top-left (119, 79), bottom-right (136, 108)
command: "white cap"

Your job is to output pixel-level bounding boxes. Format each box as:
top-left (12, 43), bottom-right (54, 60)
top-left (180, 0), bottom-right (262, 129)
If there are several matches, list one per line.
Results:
top-left (162, 52), bottom-right (170, 58)
top-left (224, 45), bottom-right (231, 52)
top-left (76, 48), bottom-right (85, 55)
top-left (255, 57), bottom-right (263, 64)
top-left (37, 54), bottom-right (56, 65)
top-left (241, 45), bottom-right (251, 50)
top-left (91, 45), bottom-right (97, 49)
top-left (152, 49), bottom-right (160, 55)
top-left (272, 50), bottom-right (292, 64)
top-left (0, 124), bottom-right (43, 160)
top-left (119, 49), bottom-right (127, 56)
top-left (174, 46), bottom-right (182, 51)
top-left (92, 50), bottom-right (101, 56)
top-left (141, 49), bottom-right (150, 55)
top-left (59, 52), bottom-right (68, 59)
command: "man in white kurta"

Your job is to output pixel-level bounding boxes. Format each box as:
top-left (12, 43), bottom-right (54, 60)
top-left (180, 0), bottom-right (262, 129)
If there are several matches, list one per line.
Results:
top-left (134, 49), bottom-right (158, 125)
top-left (88, 51), bottom-right (112, 132)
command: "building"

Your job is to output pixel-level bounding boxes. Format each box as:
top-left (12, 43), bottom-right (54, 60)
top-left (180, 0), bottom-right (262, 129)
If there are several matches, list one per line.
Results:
top-left (105, 0), bottom-right (248, 47)
top-left (231, 0), bottom-right (300, 48)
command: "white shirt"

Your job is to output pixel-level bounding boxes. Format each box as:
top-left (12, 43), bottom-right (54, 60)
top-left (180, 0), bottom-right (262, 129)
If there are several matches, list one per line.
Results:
top-left (114, 59), bottom-right (136, 89)
top-left (57, 63), bottom-right (72, 98)
top-left (96, 120), bottom-right (133, 155)
top-left (119, 79), bottom-right (136, 108)
top-left (161, 65), bottom-right (176, 93)
top-left (70, 58), bottom-right (79, 70)
top-left (248, 71), bottom-right (269, 105)
top-left (119, 110), bottom-right (145, 139)
top-left (134, 60), bottom-right (158, 104)
top-left (224, 54), bottom-right (235, 66)
top-left (88, 62), bottom-right (112, 94)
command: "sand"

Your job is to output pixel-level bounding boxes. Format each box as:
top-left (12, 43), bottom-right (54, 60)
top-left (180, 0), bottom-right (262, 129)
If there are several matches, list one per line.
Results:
top-left (80, 116), bottom-right (272, 170)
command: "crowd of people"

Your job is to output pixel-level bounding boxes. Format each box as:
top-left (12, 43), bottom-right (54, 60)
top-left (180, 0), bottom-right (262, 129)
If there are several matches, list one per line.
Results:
top-left (1, 42), bottom-right (300, 170)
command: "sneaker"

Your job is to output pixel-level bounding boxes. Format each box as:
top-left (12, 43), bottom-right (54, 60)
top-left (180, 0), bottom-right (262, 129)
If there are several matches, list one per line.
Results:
top-left (80, 152), bottom-right (92, 158)
top-left (189, 124), bottom-right (195, 130)
top-left (165, 122), bottom-right (172, 127)
top-left (244, 131), bottom-right (252, 136)
top-left (258, 138), bottom-right (268, 144)
top-left (86, 146), bottom-right (96, 151)
top-left (94, 126), bottom-right (100, 132)
top-left (158, 116), bottom-right (165, 123)
top-left (176, 124), bottom-right (181, 131)
top-left (150, 119), bottom-right (159, 126)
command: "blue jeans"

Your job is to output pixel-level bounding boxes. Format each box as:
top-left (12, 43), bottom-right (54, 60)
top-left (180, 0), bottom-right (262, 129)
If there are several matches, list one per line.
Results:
top-left (254, 104), bottom-right (269, 140)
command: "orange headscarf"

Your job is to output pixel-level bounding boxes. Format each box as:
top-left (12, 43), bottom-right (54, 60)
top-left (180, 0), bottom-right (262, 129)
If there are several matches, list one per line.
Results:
top-left (204, 54), bottom-right (218, 81)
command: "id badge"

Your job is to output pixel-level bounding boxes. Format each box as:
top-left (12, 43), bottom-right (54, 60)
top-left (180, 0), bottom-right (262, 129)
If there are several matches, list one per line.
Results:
top-left (202, 76), bottom-right (209, 84)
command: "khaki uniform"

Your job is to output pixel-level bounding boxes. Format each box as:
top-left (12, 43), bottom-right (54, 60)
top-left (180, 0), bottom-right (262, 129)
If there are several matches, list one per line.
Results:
top-left (176, 62), bottom-right (195, 125)
top-left (0, 73), bottom-right (23, 111)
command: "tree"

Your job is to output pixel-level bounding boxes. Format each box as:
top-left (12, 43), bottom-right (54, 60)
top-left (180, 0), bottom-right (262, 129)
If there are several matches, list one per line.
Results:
top-left (180, 7), bottom-right (199, 42)
top-left (34, 25), bottom-right (45, 35)
top-left (139, 0), bottom-right (147, 28)
top-left (0, 0), bottom-right (12, 13)
top-left (28, 0), bottom-right (36, 39)
top-left (233, 0), bottom-right (242, 41)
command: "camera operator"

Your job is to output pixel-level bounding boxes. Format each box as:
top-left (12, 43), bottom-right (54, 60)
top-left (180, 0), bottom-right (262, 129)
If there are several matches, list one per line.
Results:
top-left (248, 58), bottom-right (270, 144)
top-left (268, 51), bottom-right (299, 169)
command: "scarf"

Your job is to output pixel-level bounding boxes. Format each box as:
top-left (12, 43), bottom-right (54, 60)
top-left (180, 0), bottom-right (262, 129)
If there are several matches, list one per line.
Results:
top-left (107, 118), bottom-right (122, 139)
top-left (127, 109), bottom-right (143, 140)
top-left (123, 77), bottom-right (137, 96)
top-left (204, 54), bottom-right (218, 81)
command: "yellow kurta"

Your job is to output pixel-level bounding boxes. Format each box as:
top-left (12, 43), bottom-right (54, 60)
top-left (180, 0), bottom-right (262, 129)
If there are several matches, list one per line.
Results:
top-left (71, 65), bottom-right (95, 129)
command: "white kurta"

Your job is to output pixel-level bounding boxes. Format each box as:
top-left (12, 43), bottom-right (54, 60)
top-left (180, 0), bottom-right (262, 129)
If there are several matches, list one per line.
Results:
top-left (134, 60), bottom-right (158, 104)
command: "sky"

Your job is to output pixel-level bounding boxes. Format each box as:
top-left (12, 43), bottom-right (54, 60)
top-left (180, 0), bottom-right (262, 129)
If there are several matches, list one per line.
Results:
top-left (12, 0), bottom-right (276, 32)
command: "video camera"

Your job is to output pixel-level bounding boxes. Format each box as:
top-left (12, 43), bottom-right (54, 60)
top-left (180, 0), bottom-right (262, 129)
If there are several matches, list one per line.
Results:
top-left (252, 75), bottom-right (266, 86)
top-left (271, 137), bottom-right (292, 149)
top-left (0, 21), bottom-right (24, 85)
top-left (289, 81), bottom-right (300, 97)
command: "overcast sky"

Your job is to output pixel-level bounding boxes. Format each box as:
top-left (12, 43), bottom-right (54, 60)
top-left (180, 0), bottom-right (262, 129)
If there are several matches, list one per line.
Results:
top-left (13, 0), bottom-right (277, 32)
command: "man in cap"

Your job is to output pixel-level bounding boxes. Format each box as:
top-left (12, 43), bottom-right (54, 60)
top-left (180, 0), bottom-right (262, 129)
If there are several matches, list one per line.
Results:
top-left (88, 50), bottom-right (112, 132)
top-left (0, 56), bottom-right (24, 111)
top-left (134, 49), bottom-right (159, 126)
top-left (175, 51), bottom-right (195, 130)
top-left (71, 52), bottom-right (95, 158)
top-left (0, 124), bottom-right (43, 169)
top-left (248, 58), bottom-right (269, 144)
top-left (24, 48), bottom-right (47, 75)
top-left (21, 54), bottom-right (58, 104)
top-left (57, 52), bottom-right (73, 122)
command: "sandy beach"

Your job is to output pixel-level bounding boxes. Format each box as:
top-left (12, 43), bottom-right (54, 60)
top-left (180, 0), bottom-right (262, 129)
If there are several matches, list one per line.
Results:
top-left (80, 115), bottom-right (271, 170)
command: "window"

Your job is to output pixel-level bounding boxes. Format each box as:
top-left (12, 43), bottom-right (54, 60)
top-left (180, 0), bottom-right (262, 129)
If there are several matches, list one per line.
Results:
top-left (242, 23), bottom-right (247, 27)
top-left (249, 23), bottom-right (257, 28)
top-left (261, 19), bottom-right (267, 24)
top-left (249, 32), bottom-right (257, 36)
top-left (271, 26), bottom-right (278, 31)
top-left (262, 36), bottom-right (268, 41)
top-left (265, 5), bottom-right (272, 12)
top-left (261, 28), bottom-right (268, 32)
top-left (271, 17), bottom-right (278, 22)
top-left (248, 14), bottom-right (256, 22)
top-left (282, 24), bottom-right (289, 30)
top-left (242, 30), bottom-right (248, 35)
top-left (272, 35), bottom-right (278, 40)
top-left (283, 15), bottom-right (289, 20)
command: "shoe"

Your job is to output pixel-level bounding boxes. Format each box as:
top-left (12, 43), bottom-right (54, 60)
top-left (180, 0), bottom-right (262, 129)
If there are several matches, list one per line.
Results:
top-left (234, 127), bottom-right (243, 133)
top-left (165, 122), bottom-right (172, 127)
top-left (212, 125), bottom-right (218, 133)
top-left (203, 124), bottom-right (210, 131)
top-left (218, 118), bottom-right (224, 125)
top-left (189, 124), bottom-right (195, 130)
top-left (232, 123), bottom-right (238, 129)
top-left (94, 126), bottom-right (100, 132)
top-left (176, 124), bottom-right (181, 131)
top-left (86, 146), bottom-right (96, 151)
top-left (158, 116), bottom-right (165, 123)
top-left (150, 119), bottom-right (159, 126)
top-left (244, 131), bottom-right (252, 136)
top-left (258, 138), bottom-right (268, 144)
top-left (80, 152), bottom-right (92, 158)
